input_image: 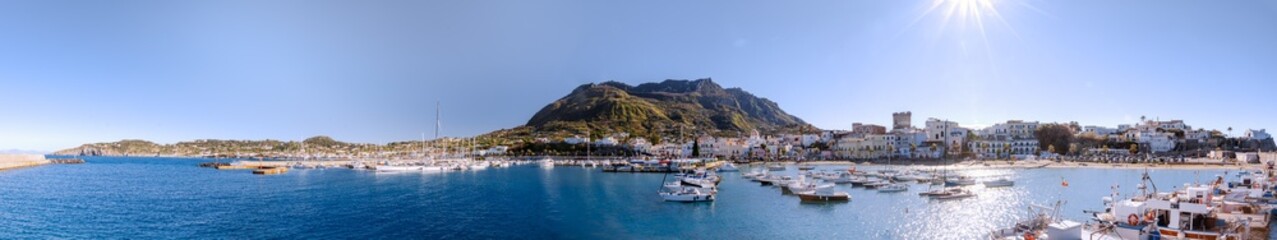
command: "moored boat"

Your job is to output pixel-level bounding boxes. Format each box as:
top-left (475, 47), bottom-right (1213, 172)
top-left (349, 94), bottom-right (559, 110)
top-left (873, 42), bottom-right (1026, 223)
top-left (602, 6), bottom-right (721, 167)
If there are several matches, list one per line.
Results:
top-left (796, 184), bottom-right (850, 202)
top-left (660, 187), bottom-right (715, 202)
top-left (983, 178), bottom-right (1014, 187)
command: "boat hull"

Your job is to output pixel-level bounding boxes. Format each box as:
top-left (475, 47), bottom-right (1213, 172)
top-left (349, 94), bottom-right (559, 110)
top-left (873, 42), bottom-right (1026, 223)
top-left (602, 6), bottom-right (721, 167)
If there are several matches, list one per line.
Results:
top-left (797, 193), bottom-right (850, 202)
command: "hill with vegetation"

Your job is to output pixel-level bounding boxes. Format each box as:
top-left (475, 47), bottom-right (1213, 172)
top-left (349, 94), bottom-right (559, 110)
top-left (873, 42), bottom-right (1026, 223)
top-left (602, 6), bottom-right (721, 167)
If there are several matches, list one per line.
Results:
top-left (520, 78), bottom-right (815, 141)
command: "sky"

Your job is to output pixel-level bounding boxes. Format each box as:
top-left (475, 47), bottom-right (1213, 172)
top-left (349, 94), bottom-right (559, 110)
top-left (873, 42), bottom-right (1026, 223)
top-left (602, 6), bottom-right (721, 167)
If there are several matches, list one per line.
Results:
top-left (1, 0), bottom-right (1275, 152)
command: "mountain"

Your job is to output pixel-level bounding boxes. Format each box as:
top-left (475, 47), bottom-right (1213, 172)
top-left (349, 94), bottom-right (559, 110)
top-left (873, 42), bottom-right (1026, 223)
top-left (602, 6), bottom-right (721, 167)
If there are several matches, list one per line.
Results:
top-left (524, 78), bottom-right (815, 139)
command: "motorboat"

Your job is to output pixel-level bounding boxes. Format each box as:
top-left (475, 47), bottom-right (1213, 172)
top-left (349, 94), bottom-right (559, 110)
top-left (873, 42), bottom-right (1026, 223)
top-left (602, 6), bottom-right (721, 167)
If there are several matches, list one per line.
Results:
top-left (983, 178), bottom-right (1014, 187)
top-left (878, 183), bottom-right (909, 193)
top-left (849, 176), bottom-right (875, 187)
top-left (944, 176), bottom-right (977, 187)
top-left (796, 184), bottom-right (850, 202)
top-left (919, 187), bottom-right (962, 197)
top-left (767, 164), bottom-right (787, 171)
top-left (797, 164), bottom-right (816, 171)
top-left (863, 180), bottom-right (891, 190)
top-left (539, 158), bottom-right (555, 169)
top-left (717, 162), bottom-right (739, 172)
top-left (932, 188), bottom-right (975, 200)
top-left (681, 176), bottom-right (718, 189)
top-left (660, 187), bottom-right (715, 202)
top-left (374, 165), bottom-right (422, 172)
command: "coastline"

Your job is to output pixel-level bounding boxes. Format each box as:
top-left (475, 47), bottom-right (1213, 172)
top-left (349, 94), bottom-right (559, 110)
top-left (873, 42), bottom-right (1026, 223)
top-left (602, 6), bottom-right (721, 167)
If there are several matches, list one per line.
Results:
top-left (769, 159), bottom-right (1266, 171)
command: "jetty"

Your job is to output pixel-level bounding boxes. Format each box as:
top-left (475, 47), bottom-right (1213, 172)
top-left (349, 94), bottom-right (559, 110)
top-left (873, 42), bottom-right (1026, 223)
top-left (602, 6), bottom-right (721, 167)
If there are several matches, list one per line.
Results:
top-left (0, 154), bottom-right (50, 171)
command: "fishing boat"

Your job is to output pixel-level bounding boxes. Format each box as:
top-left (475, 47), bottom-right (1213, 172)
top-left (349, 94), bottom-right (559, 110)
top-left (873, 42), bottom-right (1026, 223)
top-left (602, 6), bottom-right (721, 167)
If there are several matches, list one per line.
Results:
top-left (796, 184), bottom-right (850, 202)
top-left (660, 187), bottom-right (715, 202)
top-left (983, 178), bottom-right (1014, 187)
top-left (988, 200), bottom-right (1082, 240)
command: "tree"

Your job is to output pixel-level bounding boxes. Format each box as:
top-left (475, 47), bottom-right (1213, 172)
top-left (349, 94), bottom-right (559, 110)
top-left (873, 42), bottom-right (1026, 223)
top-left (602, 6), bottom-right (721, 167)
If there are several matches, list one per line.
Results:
top-left (1035, 124), bottom-right (1074, 154)
top-left (929, 143), bottom-right (938, 158)
top-left (692, 138), bottom-right (700, 157)
top-left (1129, 144), bottom-right (1139, 155)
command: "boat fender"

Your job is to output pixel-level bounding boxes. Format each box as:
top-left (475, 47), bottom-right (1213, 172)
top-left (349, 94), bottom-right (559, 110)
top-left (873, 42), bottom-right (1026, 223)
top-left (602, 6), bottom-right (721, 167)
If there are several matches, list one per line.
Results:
top-left (1127, 214), bottom-right (1140, 226)
top-left (1023, 232), bottom-right (1035, 240)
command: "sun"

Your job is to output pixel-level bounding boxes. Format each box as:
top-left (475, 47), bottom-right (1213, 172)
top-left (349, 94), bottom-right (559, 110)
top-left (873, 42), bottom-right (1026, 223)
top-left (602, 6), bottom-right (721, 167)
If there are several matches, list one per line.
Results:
top-left (927, 0), bottom-right (1006, 39)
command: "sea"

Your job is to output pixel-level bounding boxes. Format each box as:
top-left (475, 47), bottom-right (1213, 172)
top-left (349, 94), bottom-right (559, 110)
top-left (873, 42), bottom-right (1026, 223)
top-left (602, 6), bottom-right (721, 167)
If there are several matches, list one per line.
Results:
top-left (0, 156), bottom-right (1270, 239)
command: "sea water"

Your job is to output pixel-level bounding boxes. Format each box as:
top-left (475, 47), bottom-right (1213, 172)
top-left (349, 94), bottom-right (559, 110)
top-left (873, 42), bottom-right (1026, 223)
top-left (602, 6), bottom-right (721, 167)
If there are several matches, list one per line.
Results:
top-left (0, 157), bottom-right (1267, 239)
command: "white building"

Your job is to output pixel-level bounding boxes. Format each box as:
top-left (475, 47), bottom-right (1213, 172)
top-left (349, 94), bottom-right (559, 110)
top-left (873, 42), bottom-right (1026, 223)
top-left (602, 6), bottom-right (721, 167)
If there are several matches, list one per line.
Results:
top-left (563, 135), bottom-right (589, 145)
top-left (594, 137), bottom-right (618, 146)
top-left (925, 118), bottom-right (968, 152)
top-left (1242, 129), bottom-right (1271, 140)
top-left (968, 139), bottom-right (1039, 158)
top-left (1125, 130), bottom-right (1176, 153)
top-left (628, 138), bottom-right (651, 153)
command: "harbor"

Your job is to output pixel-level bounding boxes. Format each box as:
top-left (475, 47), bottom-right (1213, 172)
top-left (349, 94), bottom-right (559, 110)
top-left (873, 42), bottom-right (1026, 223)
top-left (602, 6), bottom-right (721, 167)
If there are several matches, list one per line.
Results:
top-left (3, 156), bottom-right (1275, 239)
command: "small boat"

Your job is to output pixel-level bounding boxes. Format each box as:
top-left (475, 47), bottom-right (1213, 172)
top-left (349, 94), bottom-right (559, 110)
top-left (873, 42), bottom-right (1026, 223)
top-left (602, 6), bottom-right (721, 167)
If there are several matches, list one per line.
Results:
top-left (797, 164), bottom-right (816, 171)
top-left (796, 184), bottom-right (850, 202)
top-left (717, 163), bottom-right (739, 172)
top-left (944, 176), bottom-right (976, 187)
top-left (375, 165), bottom-right (422, 172)
top-left (878, 183), bottom-right (909, 193)
top-left (767, 164), bottom-right (786, 171)
top-left (932, 189), bottom-right (975, 200)
top-left (919, 187), bottom-right (961, 197)
top-left (681, 176), bottom-right (717, 189)
top-left (827, 173), bottom-right (855, 184)
top-left (539, 158), bottom-right (555, 169)
top-left (660, 187), bottom-right (715, 202)
top-left (422, 165), bottom-right (446, 172)
top-left (983, 178), bottom-right (1014, 187)
top-left (849, 177), bottom-right (875, 187)
top-left (863, 180), bottom-right (890, 190)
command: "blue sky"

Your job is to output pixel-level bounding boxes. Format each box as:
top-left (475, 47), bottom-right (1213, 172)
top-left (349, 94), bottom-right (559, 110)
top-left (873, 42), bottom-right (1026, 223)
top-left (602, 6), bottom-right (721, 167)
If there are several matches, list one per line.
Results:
top-left (2, 0), bottom-right (1275, 152)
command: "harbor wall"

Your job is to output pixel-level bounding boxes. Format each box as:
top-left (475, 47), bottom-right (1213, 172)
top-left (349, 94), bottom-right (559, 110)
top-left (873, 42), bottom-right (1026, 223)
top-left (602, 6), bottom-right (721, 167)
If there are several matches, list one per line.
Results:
top-left (0, 154), bottom-right (50, 170)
